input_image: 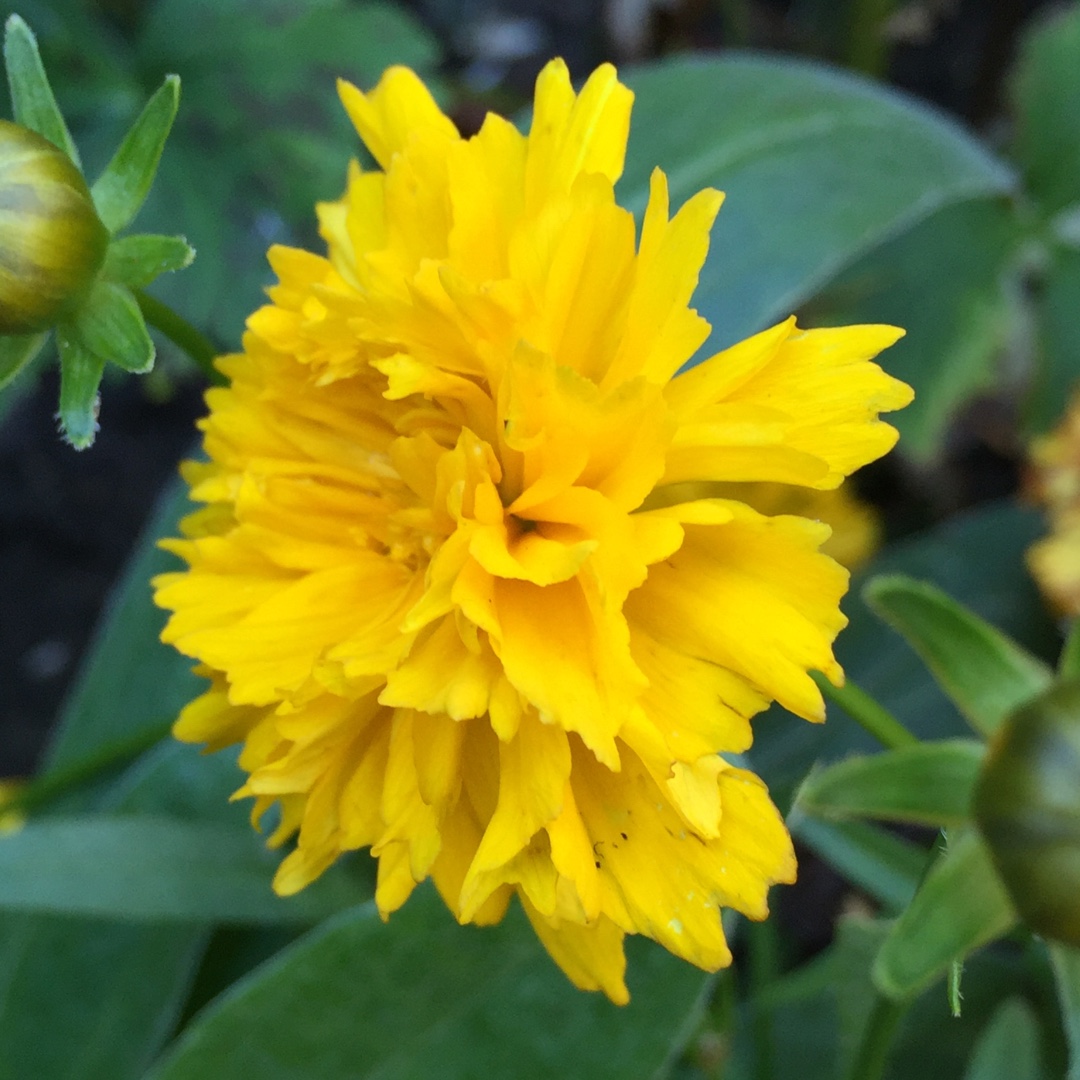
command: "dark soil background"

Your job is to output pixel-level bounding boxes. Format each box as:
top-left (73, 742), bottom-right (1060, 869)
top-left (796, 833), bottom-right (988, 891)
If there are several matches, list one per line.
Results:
top-left (0, 0), bottom-right (1061, 782)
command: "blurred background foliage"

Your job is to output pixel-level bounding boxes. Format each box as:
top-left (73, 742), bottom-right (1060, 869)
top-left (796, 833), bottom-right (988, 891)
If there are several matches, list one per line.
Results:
top-left (3, 1), bottom-right (1080, 1078)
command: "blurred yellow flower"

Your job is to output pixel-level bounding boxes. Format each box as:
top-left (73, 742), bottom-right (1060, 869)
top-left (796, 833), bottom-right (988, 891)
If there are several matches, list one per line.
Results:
top-left (1028, 391), bottom-right (1080, 616)
top-left (154, 59), bottom-right (910, 1002)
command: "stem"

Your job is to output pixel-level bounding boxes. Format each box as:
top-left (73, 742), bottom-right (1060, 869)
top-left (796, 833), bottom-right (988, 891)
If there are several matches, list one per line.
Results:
top-left (4, 721), bottom-right (173, 816)
top-left (813, 672), bottom-right (920, 750)
top-left (847, 994), bottom-right (907, 1080)
top-left (134, 289), bottom-right (222, 384)
top-left (747, 918), bottom-right (781, 1080)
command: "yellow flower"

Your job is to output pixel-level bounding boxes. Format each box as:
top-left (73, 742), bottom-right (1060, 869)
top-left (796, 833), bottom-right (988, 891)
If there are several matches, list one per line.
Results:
top-left (154, 59), bottom-right (911, 1003)
top-left (1028, 389), bottom-right (1080, 616)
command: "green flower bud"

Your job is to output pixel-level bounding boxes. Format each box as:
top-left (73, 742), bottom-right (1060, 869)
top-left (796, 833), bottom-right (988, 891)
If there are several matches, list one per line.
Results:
top-left (0, 120), bottom-right (108, 334)
top-left (974, 681), bottom-right (1080, 946)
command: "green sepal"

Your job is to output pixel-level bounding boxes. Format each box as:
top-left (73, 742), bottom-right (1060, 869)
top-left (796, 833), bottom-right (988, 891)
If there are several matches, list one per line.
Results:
top-left (56, 327), bottom-right (104, 449)
top-left (3, 14), bottom-right (80, 167)
top-left (73, 280), bottom-right (154, 373)
top-left (794, 739), bottom-right (985, 829)
top-left (91, 75), bottom-right (180, 235)
top-left (865, 574), bottom-right (1054, 738)
top-left (872, 829), bottom-right (1018, 1000)
top-left (0, 329), bottom-right (48, 389)
top-left (102, 234), bottom-right (195, 288)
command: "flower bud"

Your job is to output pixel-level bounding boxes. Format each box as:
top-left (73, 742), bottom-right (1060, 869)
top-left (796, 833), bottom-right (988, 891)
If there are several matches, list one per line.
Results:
top-left (0, 120), bottom-right (108, 334)
top-left (974, 681), bottom-right (1080, 946)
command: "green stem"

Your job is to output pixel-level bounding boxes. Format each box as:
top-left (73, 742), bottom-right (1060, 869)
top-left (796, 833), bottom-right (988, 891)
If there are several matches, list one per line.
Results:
top-left (3, 721), bottom-right (173, 816)
top-left (813, 672), bottom-right (920, 750)
top-left (847, 994), bottom-right (908, 1080)
top-left (134, 289), bottom-right (221, 384)
top-left (747, 918), bottom-right (781, 1080)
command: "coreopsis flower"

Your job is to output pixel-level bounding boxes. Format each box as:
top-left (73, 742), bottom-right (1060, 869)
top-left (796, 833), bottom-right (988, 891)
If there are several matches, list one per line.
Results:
top-left (664, 481), bottom-right (882, 571)
top-left (155, 59), bottom-right (911, 1002)
top-left (1028, 390), bottom-right (1080, 616)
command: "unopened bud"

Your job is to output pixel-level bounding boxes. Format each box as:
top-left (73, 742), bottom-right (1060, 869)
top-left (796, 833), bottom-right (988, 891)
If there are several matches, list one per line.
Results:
top-left (0, 120), bottom-right (108, 334)
top-left (974, 681), bottom-right (1080, 946)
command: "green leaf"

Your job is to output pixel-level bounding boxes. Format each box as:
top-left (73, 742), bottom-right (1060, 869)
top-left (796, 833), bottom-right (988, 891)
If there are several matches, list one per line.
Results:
top-left (865, 575), bottom-right (1054, 738)
top-left (0, 330), bottom-right (47, 389)
top-left (43, 480), bottom-right (201, 772)
top-left (56, 326), bottom-right (103, 449)
top-left (72, 279), bottom-right (154, 372)
top-left (1029, 246), bottom-right (1080, 434)
top-left (621, 56), bottom-right (1015, 353)
top-left (0, 916), bottom-right (208, 1080)
top-left (102, 233), bottom-right (195, 288)
top-left (873, 830), bottom-right (1018, 1000)
top-left (1012, 3), bottom-right (1080, 215)
top-left (789, 816), bottom-right (924, 913)
top-left (0, 487), bottom-right (217, 1080)
top-left (3, 13), bottom-right (80, 166)
top-left (0, 817), bottom-right (367, 923)
top-left (1049, 944), bottom-right (1080, 1080)
top-left (91, 75), bottom-right (180, 234)
top-left (796, 739), bottom-right (984, 828)
top-left (806, 198), bottom-right (1018, 461)
top-left (146, 887), bottom-right (709, 1080)
top-left (963, 998), bottom-right (1041, 1080)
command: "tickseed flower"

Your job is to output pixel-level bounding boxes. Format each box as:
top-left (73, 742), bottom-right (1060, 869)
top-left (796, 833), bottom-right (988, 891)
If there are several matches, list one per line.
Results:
top-left (1028, 389), bottom-right (1080, 616)
top-left (155, 59), bottom-right (911, 1002)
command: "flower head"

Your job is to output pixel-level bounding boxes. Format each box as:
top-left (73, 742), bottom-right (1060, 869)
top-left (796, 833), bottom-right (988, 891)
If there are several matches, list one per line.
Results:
top-left (0, 120), bottom-right (107, 334)
top-left (155, 59), bottom-right (911, 1002)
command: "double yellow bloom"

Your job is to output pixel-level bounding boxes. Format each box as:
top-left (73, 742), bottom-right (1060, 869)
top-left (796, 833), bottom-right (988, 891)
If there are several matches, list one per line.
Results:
top-left (155, 59), bottom-right (911, 1002)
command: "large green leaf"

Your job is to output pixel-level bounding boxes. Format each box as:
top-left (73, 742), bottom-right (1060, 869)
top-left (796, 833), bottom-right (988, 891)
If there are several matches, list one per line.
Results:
top-left (621, 55), bottom-right (1015, 354)
top-left (0, 482), bottom-right (214, 1080)
top-left (0, 817), bottom-right (367, 923)
top-left (0, 915), bottom-right (207, 1080)
top-left (147, 887), bottom-right (709, 1080)
top-left (1030, 247), bottom-right (1080, 433)
top-left (795, 739), bottom-right (984, 828)
top-left (806, 197), bottom-right (1018, 460)
top-left (873, 830), bottom-right (1017, 1000)
top-left (42, 480), bottom-right (201, 773)
top-left (1011, 2), bottom-right (1080, 216)
top-left (864, 575), bottom-right (1054, 738)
